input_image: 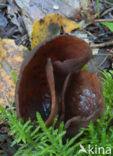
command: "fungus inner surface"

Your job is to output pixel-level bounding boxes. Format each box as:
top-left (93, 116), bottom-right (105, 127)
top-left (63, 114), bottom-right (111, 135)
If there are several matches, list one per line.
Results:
top-left (16, 36), bottom-right (91, 121)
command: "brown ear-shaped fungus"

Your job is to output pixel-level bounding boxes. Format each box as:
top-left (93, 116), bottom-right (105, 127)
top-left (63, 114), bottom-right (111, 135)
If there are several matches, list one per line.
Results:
top-left (62, 71), bottom-right (105, 137)
top-left (16, 57), bottom-right (57, 126)
top-left (15, 35), bottom-right (92, 124)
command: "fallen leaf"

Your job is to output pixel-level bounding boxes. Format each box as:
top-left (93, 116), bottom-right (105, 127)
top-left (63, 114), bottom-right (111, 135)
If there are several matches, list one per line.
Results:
top-left (31, 14), bottom-right (62, 49)
top-left (0, 13), bottom-right (8, 27)
top-left (14, 0), bottom-right (82, 37)
top-left (62, 17), bottom-right (81, 33)
top-left (79, 0), bottom-right (94, 19)
top-left (0, 39), bottom-right (28, 109)
top-left (31, 14), bottom-right (81, 49)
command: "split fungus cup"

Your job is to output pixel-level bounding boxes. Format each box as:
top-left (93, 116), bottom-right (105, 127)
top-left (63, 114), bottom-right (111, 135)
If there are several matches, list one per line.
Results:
top-left (15, 35), bottom-right (105, 136)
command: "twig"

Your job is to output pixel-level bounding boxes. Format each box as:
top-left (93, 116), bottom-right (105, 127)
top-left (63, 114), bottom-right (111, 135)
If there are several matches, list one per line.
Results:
top-left (94, 19), bottom-right (113, 22)
top-left (97, 55), bottom-right (109, 68)
top-left (95, 53), bottom-right (112, 56)
top-left (104, 0), bottom-right (113, 6)
top-left (101, 7), bottom-right (113, 17)
top-left (109, 12), bottom-right (113, 18)
top-left (107, 49), bottom-right (113, 53)
top-left (90, 41), bottom-right (113, 48)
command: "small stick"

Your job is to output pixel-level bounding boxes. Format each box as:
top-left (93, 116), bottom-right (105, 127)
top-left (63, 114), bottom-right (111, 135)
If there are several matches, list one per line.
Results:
top-left (104, 0), bottom-right (113, 6)
top-left (90, 41), bottom-right (113, 48)
top-left (94, 18), bottom-right (113, 22)
top-left (97, 55), bottom-right (109, 68)
top-left (101, 7), bottom-right (113, 17)
top-left (95, 53), bottom-right (112, 56)
top-left (107, 49), bottom-right (113, 53)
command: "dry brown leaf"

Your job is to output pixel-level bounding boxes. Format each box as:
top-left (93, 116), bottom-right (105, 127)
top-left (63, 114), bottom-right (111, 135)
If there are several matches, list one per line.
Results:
top-left (31, 14), bottom-right (81, 49)
top-left (0, 39), bottom-right (28, 109)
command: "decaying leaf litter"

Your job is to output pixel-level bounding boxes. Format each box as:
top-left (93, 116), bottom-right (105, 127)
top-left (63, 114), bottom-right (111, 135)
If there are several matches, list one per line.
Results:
top-left (0, 0), bottom-right (113, 155)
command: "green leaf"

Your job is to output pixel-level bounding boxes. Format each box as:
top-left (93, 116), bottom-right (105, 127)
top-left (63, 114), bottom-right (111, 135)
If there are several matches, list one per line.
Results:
top-left (101, 22), bottom-right (113, 32)
top-left (82, 64), bottom-right (87, 71)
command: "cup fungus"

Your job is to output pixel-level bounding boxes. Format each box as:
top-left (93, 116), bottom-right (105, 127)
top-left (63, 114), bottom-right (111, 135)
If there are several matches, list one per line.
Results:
top-left (15, 35), bottom-right (105, 135)
top-left (62, 71), bottom-right (105, 137)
